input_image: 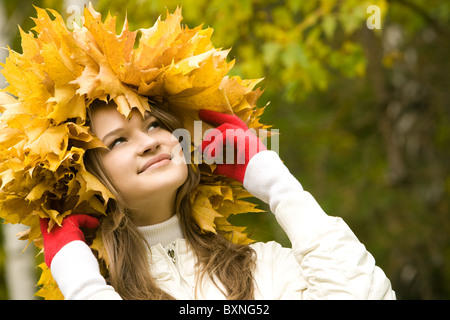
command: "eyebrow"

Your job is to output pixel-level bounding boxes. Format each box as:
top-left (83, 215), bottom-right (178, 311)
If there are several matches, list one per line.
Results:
top-left (101, 127), bottom-right (125, 144)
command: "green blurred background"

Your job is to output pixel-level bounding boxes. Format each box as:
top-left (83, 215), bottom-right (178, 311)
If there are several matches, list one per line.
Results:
top-left (0, 0), bottom-right (449, 299)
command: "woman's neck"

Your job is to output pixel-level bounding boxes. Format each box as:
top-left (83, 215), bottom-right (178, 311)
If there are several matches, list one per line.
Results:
top-left (130, 189), bottom-right (178, 226)
top-left (137, 214), bottom-right (184, 247)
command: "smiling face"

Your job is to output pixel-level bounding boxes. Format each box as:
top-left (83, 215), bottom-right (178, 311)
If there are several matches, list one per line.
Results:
top-left (89, 104), bottom-right (188, 225)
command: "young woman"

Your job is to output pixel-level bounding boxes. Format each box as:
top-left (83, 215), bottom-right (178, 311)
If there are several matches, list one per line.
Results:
top-left (40, 100), bottom-right (396, 300)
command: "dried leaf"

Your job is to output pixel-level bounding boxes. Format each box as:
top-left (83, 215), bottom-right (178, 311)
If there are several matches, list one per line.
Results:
top-left (35, 263), bottom-right (64, 300)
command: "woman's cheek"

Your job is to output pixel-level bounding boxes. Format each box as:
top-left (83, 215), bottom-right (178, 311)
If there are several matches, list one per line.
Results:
top-left (103, 150), bottom-right (134, 184)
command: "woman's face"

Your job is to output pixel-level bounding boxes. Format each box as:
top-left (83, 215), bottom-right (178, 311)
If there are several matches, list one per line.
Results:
top-left (90, 104), bottom-right (188, 225)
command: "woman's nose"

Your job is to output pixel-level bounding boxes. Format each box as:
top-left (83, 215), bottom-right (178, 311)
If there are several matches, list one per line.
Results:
top-left (136, 131), bottom-right (160, 155)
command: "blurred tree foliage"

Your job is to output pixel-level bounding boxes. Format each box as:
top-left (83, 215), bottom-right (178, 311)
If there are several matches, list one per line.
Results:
top-left (1, 0), bottom-right (449, 299)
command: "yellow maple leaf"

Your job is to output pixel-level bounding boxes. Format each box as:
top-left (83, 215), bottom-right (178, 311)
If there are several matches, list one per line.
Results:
top-left (46, 86), bottom-right (86, 124)
top-left (0, 125), bottom-right (26, 149)
top-left (0, 91), bottom-right (16, 112)
top-left (25, 124), bottom-right (68, 161)
top-left (191, 189), bottom-right (223, 233)
top-left (35, 263), bottom-right (64, 300)
top-left (215, 216), bottom-right (254, 245)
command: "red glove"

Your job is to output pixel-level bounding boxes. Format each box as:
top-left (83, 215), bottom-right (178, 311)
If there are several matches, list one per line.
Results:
top-left (40, 214), bottom-right (100, 268)
top-left (199, 109), bottom-right (267, 183)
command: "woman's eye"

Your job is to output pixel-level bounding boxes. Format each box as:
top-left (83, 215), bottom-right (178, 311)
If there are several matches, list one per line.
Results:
top-left (147, 120), bottom-right (161, 132)
top-left (109, 137), bottom-right (127, 149)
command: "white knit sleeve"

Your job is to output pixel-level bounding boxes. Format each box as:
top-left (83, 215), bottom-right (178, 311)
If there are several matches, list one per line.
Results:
top-left (50, 241), bottom-right (122, 300)
top-left (243, 151), bottom-right (396, 299)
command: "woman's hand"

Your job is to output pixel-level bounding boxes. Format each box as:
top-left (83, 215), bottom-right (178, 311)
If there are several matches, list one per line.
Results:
top-left (199, 109), bottom-right (267, 183)
top-left (40, 214), bottom-right (100, 268)
top-left (40, 214), bottom-right (121, 299)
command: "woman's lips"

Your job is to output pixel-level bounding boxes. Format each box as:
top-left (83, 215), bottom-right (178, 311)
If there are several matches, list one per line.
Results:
top-left (138, 153), bottom-right (171, 173)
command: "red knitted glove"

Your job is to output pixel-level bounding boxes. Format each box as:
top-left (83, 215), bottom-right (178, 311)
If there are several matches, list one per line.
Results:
top-left (40, 214), bottom-right (100, 268)
top-left (199, 109), bottom-right (267, 183)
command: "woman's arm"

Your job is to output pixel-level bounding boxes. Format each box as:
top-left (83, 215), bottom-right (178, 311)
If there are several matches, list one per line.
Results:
top-left (50, 241), bottom-right (122, 300)
top-left (40, 215), bottom-right (122, 300)
top-left (199, 110), bottom-right (395, 299)
top-left (244, 150), bottom-right (395, 299)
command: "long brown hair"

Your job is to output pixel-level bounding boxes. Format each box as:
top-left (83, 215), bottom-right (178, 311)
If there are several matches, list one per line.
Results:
top-left (84, 102), bottom-right (256, 299)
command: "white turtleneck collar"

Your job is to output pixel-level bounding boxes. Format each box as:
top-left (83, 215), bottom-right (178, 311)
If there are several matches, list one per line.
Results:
top-left (137, 214), bottom-right (184, 247)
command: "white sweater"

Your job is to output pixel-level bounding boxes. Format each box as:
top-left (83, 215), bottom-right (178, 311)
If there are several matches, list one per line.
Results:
top-left (51, 151), bottom-right (396, 299)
